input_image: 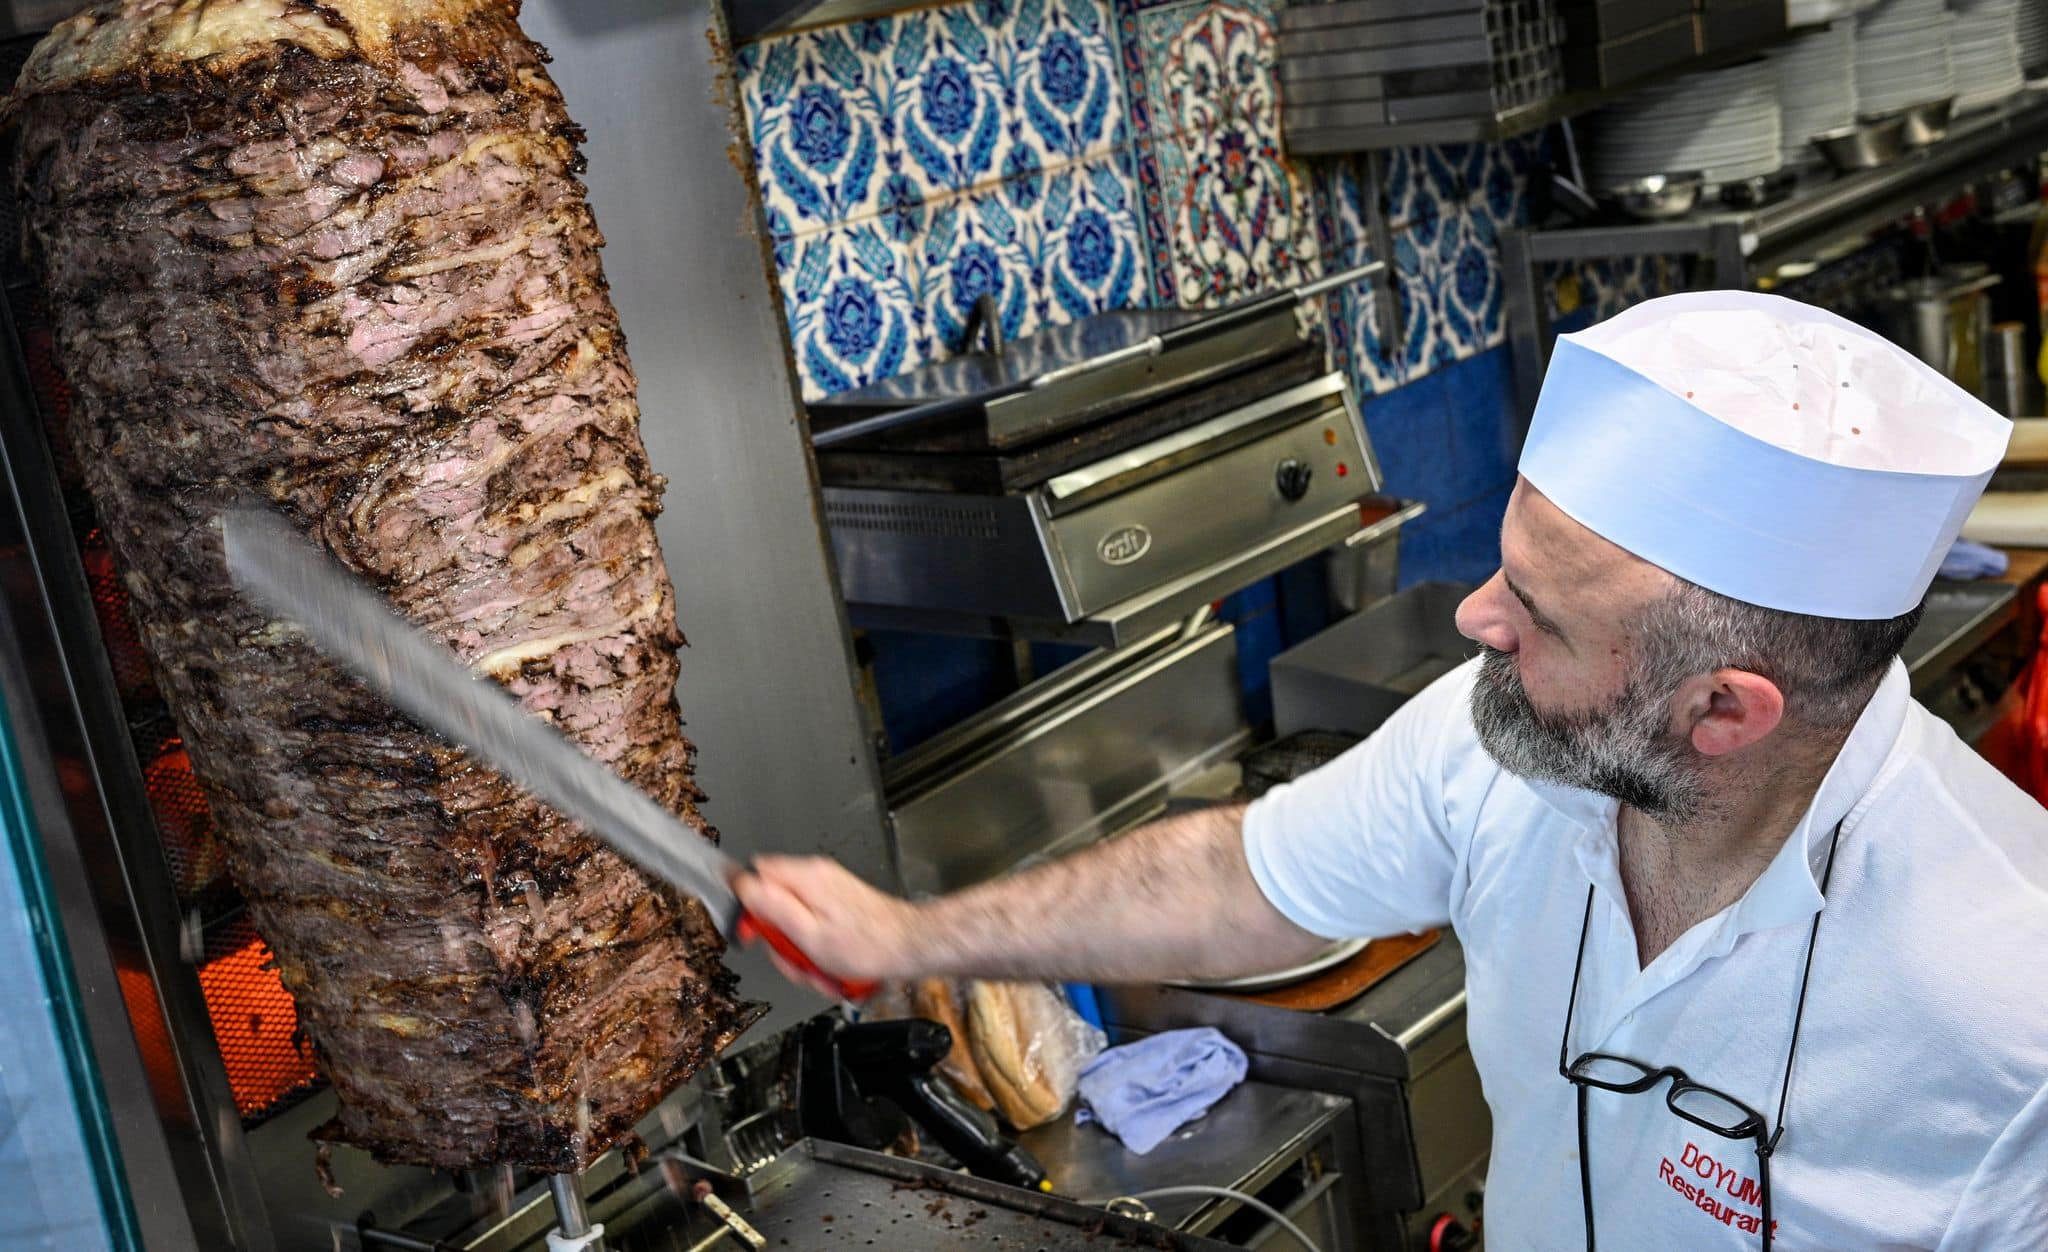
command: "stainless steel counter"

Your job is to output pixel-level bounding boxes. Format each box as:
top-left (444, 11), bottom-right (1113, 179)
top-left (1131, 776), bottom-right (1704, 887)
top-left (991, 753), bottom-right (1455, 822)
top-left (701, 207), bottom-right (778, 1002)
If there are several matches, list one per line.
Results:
top-left (1023, 1081), bottom-right (1357, 1246)
top-left (1100, 935), bottom-right (1489, 1250)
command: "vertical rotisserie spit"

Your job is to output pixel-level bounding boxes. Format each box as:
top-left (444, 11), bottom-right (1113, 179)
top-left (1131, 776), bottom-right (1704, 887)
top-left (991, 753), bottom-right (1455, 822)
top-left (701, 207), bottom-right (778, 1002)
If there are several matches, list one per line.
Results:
top-left (8, 0), bottom-right (762, 1170)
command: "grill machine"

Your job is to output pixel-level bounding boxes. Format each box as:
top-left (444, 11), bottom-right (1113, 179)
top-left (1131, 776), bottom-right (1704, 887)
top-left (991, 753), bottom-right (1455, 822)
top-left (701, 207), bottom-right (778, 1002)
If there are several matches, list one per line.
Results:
top-left (813, 264), bottom-right (1396, 647)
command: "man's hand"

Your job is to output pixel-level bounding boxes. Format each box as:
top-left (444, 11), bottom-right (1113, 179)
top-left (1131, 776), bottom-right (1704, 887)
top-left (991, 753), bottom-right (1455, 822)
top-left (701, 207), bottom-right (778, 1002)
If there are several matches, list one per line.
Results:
top-left (734, 856), bottom-right (921, 997)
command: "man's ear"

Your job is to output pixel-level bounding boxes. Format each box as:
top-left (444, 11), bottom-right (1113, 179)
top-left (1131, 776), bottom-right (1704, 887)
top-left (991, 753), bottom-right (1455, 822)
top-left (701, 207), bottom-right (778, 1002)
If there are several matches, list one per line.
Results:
top-left (1677, 668), bottom-right (1786, 757)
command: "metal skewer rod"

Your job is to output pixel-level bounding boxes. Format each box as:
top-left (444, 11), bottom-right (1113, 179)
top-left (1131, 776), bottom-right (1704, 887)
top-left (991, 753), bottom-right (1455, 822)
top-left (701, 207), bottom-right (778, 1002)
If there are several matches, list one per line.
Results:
top-left (545, 1172), bottom-right (607, 1252)
top-left (550, 1173), bottom-right (591, 1236)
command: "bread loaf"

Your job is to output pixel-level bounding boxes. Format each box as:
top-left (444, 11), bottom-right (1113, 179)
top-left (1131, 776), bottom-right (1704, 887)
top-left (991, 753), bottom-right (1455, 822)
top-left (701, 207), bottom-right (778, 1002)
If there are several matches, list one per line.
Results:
top-left (911, 979), bottom-right (996, 1111)
top-left (966, 981), bottom-right (1067, 1129)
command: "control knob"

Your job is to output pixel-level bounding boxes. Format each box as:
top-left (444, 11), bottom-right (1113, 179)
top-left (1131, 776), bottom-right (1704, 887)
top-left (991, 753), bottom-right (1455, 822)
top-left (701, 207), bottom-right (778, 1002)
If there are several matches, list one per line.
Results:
top-left (1274, 457), bottom-right (1314, 502)
top-left (1426, 1213), bottom-right (1479, 1252)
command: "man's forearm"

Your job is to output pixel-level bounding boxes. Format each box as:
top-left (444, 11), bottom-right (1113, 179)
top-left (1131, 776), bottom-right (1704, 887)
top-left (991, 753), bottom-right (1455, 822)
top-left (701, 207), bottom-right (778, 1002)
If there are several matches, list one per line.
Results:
top-left (903, 803), bottom-right (1330, 983)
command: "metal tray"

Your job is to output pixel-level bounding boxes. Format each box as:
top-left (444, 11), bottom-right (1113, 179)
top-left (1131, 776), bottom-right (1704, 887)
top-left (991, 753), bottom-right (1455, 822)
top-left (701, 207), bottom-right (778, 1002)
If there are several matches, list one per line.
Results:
top-left (739, 1139), bottom-right (1240, 1250)
top-left (1164, 938), bottom-right (1372, 993)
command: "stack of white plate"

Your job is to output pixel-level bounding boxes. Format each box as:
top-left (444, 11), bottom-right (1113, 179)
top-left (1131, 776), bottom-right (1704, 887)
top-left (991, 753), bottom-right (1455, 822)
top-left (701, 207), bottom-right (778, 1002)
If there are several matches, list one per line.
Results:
top-left (1789, 0), bottom-right (1878, 22)
top-left (1587, 59), bottom-right (1783, 188)
top-left (1769, 24), bottom-right (1857, 167)
top-left (2018, 0), bottom-right (2048, 76)
top-left (1853, 0), bottom-right (1954, 116)
top-left (1953, 0), bottom-right (2025, 113)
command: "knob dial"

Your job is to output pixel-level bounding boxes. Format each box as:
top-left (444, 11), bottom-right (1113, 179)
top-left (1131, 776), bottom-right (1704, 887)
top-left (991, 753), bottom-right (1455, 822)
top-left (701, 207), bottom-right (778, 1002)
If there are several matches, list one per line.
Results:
top-left (1427, 1213), bottom-right (1479, 1252)
top-left (1275, 457), bottom-right (1314, 502)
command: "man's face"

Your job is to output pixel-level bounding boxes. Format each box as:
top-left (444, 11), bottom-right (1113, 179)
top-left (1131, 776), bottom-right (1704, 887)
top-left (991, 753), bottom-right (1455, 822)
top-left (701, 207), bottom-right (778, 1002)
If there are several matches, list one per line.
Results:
top-left (1453, 480), bottom-right (1706, 817)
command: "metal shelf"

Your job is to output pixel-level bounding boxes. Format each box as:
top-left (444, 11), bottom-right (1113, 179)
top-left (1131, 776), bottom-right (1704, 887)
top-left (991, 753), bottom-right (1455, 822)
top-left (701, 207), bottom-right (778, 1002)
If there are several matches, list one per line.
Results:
top-left (1281, 20), bottom-right (1819, 155)
top-left (1503, 90), bottom-right (2048, 413)
top-left (1285, 86), bottom-right (1599, 154)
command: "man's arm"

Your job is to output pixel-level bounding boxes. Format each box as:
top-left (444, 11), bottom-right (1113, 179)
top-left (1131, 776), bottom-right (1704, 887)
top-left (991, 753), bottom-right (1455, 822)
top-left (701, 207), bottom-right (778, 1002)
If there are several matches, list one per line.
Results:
top-left (733, 802), bottom-right (1332, 990)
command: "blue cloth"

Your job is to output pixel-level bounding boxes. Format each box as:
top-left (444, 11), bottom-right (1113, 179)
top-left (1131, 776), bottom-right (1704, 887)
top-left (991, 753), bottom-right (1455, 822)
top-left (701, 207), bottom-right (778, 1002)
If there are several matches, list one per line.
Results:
top-left (1074, 1027), bottom-right (1248, 1154)
top-left (1939, 538), bottom-right (2009, 580)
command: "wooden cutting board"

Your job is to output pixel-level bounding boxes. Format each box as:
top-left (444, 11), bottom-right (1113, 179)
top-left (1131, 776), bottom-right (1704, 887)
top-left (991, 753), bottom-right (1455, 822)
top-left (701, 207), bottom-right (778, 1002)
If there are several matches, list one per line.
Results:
top-left (1220, 929), bottom-right (1440, 1012)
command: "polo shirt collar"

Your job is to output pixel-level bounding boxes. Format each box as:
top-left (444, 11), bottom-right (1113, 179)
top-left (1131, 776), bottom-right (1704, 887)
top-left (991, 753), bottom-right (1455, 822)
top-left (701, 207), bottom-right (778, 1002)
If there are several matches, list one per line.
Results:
top-left (1528, 658), bottom-right (1911, 937)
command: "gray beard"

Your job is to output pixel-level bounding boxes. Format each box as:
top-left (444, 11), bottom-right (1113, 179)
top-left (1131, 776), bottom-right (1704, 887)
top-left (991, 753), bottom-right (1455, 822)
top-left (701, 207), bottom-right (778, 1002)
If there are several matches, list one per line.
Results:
top-left (1468, 646), bottom-right (1708, 821)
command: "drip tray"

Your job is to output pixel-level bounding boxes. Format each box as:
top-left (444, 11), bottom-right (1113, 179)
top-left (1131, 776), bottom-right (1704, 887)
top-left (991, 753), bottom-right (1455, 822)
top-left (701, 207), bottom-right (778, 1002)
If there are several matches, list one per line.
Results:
top-left (481, 1140), bottom-right (1240, 1251)
top-left (739, 1140), bottom-right (1237, 1249)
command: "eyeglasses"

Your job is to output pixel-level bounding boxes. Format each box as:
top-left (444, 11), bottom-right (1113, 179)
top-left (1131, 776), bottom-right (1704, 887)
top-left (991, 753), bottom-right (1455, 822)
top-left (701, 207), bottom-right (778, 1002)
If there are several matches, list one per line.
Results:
top-left (1558, 818), bottom-right (1845, 1252)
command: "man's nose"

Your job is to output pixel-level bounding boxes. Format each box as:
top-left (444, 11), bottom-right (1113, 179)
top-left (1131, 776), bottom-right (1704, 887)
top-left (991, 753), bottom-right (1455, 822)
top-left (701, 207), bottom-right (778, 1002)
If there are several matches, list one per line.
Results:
top-left (1455, 571), bottom-right (1518, 653)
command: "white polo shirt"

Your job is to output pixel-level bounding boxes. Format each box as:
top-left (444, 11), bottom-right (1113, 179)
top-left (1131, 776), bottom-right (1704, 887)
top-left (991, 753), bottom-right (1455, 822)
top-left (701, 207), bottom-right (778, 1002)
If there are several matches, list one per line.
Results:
top-left (1243, 658), bottom-right (2048, 1250)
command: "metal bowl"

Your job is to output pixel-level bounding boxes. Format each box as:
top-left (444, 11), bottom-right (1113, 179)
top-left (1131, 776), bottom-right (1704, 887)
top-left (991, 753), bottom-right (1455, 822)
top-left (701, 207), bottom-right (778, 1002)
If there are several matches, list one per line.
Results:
top-left (1813, 115), bottom-right (1909, 172)
top-left (1861, 96), bottom-right (1955, 149)
top-left (1599, 173), bottom-right (1703, 221)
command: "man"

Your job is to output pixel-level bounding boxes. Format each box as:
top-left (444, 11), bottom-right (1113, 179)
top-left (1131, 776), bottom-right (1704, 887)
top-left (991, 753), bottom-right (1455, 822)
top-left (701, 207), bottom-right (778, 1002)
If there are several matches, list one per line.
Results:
top-left (739, 292), bottom-right (2048, 1248)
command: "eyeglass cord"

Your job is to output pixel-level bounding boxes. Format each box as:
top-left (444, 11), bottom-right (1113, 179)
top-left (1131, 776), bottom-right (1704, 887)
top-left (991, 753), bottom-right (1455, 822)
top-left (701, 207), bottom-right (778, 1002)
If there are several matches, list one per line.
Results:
top-left (1562, 816), bottom-right (1848, 1251)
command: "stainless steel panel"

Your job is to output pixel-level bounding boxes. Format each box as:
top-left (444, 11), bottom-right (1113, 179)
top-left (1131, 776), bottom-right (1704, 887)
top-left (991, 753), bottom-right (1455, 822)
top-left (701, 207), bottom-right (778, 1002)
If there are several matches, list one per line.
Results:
top-left (515, 0), bottom-right (891, 1022)
top-left (1042, 373), bottom-right (1346, 506)
top-left (889, 623), bottom-right (1243, 894)
top-left (1021, 1082), bottom-right (1349, 1222)
top-left (882, 625), bottom-right (1186, 797)
top-left (1407, 1044), bottom-right (1491, 1225)
top-left (1050, 402), bottom-right (1368, 614)
top-left (1280, 39), bottom-right (1492, 82)
top-left (842, 501), bottom-right (1363, 648)
top-left (1328, 499), bottom-right (1427, 614)
top-left (1271, 580), bottom-right (1478, 738)
top-left (1904, 581), bottom-right (2020, 695)
top-left (978, 309), bottom-right (1305, 449)
top-left (824, 489), bottom-right (1064, 620)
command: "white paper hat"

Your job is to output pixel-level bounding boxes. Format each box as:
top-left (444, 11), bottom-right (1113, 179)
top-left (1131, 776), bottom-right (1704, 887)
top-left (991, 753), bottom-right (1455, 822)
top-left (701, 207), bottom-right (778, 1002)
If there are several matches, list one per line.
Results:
top-left (1520, 291), bottom-right (2009, 619)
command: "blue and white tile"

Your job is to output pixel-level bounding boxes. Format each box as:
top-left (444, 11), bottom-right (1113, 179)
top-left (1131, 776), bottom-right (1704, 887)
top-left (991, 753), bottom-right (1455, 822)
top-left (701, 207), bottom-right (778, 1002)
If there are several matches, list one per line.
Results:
top-left (738, 0), bottom-right (1129, 237)
top-left (1127, 0), bottom-right (1322, 306)
top-left (1312, 155), bottom-right (1371, 269)
top-left (775, 222), bottom-right (926, 399)
top-left (1430, 200), bottom-right (1507, 357)
top-left (773, 151), bottom-right (1146, 400)
top-left (1006, 151), bottom-right (1149, 330)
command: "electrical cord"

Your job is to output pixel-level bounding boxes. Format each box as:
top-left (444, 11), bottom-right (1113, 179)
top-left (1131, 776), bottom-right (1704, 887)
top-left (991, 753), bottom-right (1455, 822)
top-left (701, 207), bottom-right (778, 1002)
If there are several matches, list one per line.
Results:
top-left (1107, 1184), bottom-right (1324, 1252)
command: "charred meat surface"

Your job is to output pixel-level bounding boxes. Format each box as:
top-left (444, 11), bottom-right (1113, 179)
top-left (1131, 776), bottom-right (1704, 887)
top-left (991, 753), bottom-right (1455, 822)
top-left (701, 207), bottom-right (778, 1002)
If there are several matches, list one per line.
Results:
top-left (9, 0), bottom-right (762, 1170)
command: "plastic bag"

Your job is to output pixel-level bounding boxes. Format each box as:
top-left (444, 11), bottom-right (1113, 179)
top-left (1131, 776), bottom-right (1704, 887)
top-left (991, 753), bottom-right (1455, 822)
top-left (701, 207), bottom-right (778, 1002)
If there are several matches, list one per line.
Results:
top-left (871, 978), bottom-right (1105, 1131)
top-left (964, 980), bottom-right (1106, 1130)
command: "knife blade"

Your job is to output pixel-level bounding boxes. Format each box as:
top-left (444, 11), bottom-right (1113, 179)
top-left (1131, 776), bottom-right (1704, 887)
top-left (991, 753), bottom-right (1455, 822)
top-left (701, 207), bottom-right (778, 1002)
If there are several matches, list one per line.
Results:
top-left (221, 505), bottom-right (874, 1001)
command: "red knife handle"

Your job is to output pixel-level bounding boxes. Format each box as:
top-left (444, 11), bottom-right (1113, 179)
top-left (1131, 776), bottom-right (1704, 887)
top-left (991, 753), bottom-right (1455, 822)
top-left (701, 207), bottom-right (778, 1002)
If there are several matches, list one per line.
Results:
top-left (736, 911), bottom-right (879, 1002)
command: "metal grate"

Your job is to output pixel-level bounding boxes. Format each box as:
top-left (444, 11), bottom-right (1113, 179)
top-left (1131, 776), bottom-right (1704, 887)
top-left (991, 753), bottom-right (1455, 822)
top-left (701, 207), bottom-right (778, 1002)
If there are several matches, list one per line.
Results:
top-left (138, 740), bottom-right (234, 904)
top-left (81, 530), bottom-right (157, 701)
top-left (196, 917), bottom-right (323, 1120)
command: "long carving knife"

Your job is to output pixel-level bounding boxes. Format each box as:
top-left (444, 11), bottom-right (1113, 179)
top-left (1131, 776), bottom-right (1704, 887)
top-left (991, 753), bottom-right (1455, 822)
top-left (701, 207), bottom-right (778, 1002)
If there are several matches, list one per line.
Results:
top-left (220, 505), bottom-right (875, 1001)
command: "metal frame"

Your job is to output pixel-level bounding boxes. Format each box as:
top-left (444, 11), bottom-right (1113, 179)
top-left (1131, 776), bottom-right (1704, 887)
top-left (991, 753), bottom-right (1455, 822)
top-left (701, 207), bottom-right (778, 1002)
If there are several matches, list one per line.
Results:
top-left (1504, 91), bottom-right (2048, 416)
top-left (0, 306), bottom-right (245, 1247)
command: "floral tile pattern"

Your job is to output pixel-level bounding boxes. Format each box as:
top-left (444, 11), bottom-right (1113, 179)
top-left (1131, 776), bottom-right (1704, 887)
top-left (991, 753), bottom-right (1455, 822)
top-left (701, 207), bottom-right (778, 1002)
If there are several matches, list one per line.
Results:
top-left (738, 0), bottom-right (1129, 240)
top-left (735, 0), bottom-right (1631, 411)
top-left (772, 152), bottom-right (1146, 396)
top-left (1124, 0), bottom-right (1321, 307)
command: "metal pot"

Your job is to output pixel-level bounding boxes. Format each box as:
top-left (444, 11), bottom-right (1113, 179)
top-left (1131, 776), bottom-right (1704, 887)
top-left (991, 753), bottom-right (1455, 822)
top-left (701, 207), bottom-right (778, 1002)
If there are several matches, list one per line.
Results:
top-left (1879, 265), bottom-right (2001, 395)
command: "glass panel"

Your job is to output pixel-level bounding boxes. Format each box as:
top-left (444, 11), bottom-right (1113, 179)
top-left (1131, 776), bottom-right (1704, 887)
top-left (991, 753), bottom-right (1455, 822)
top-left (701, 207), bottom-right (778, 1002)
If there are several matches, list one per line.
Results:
top-left (0, 715), bottom-right (117, 1252)
top-left (1671, 1083), bottom-right (1760, 1134)
top-left (1570, 1054), bottom-right (1653, 1088)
